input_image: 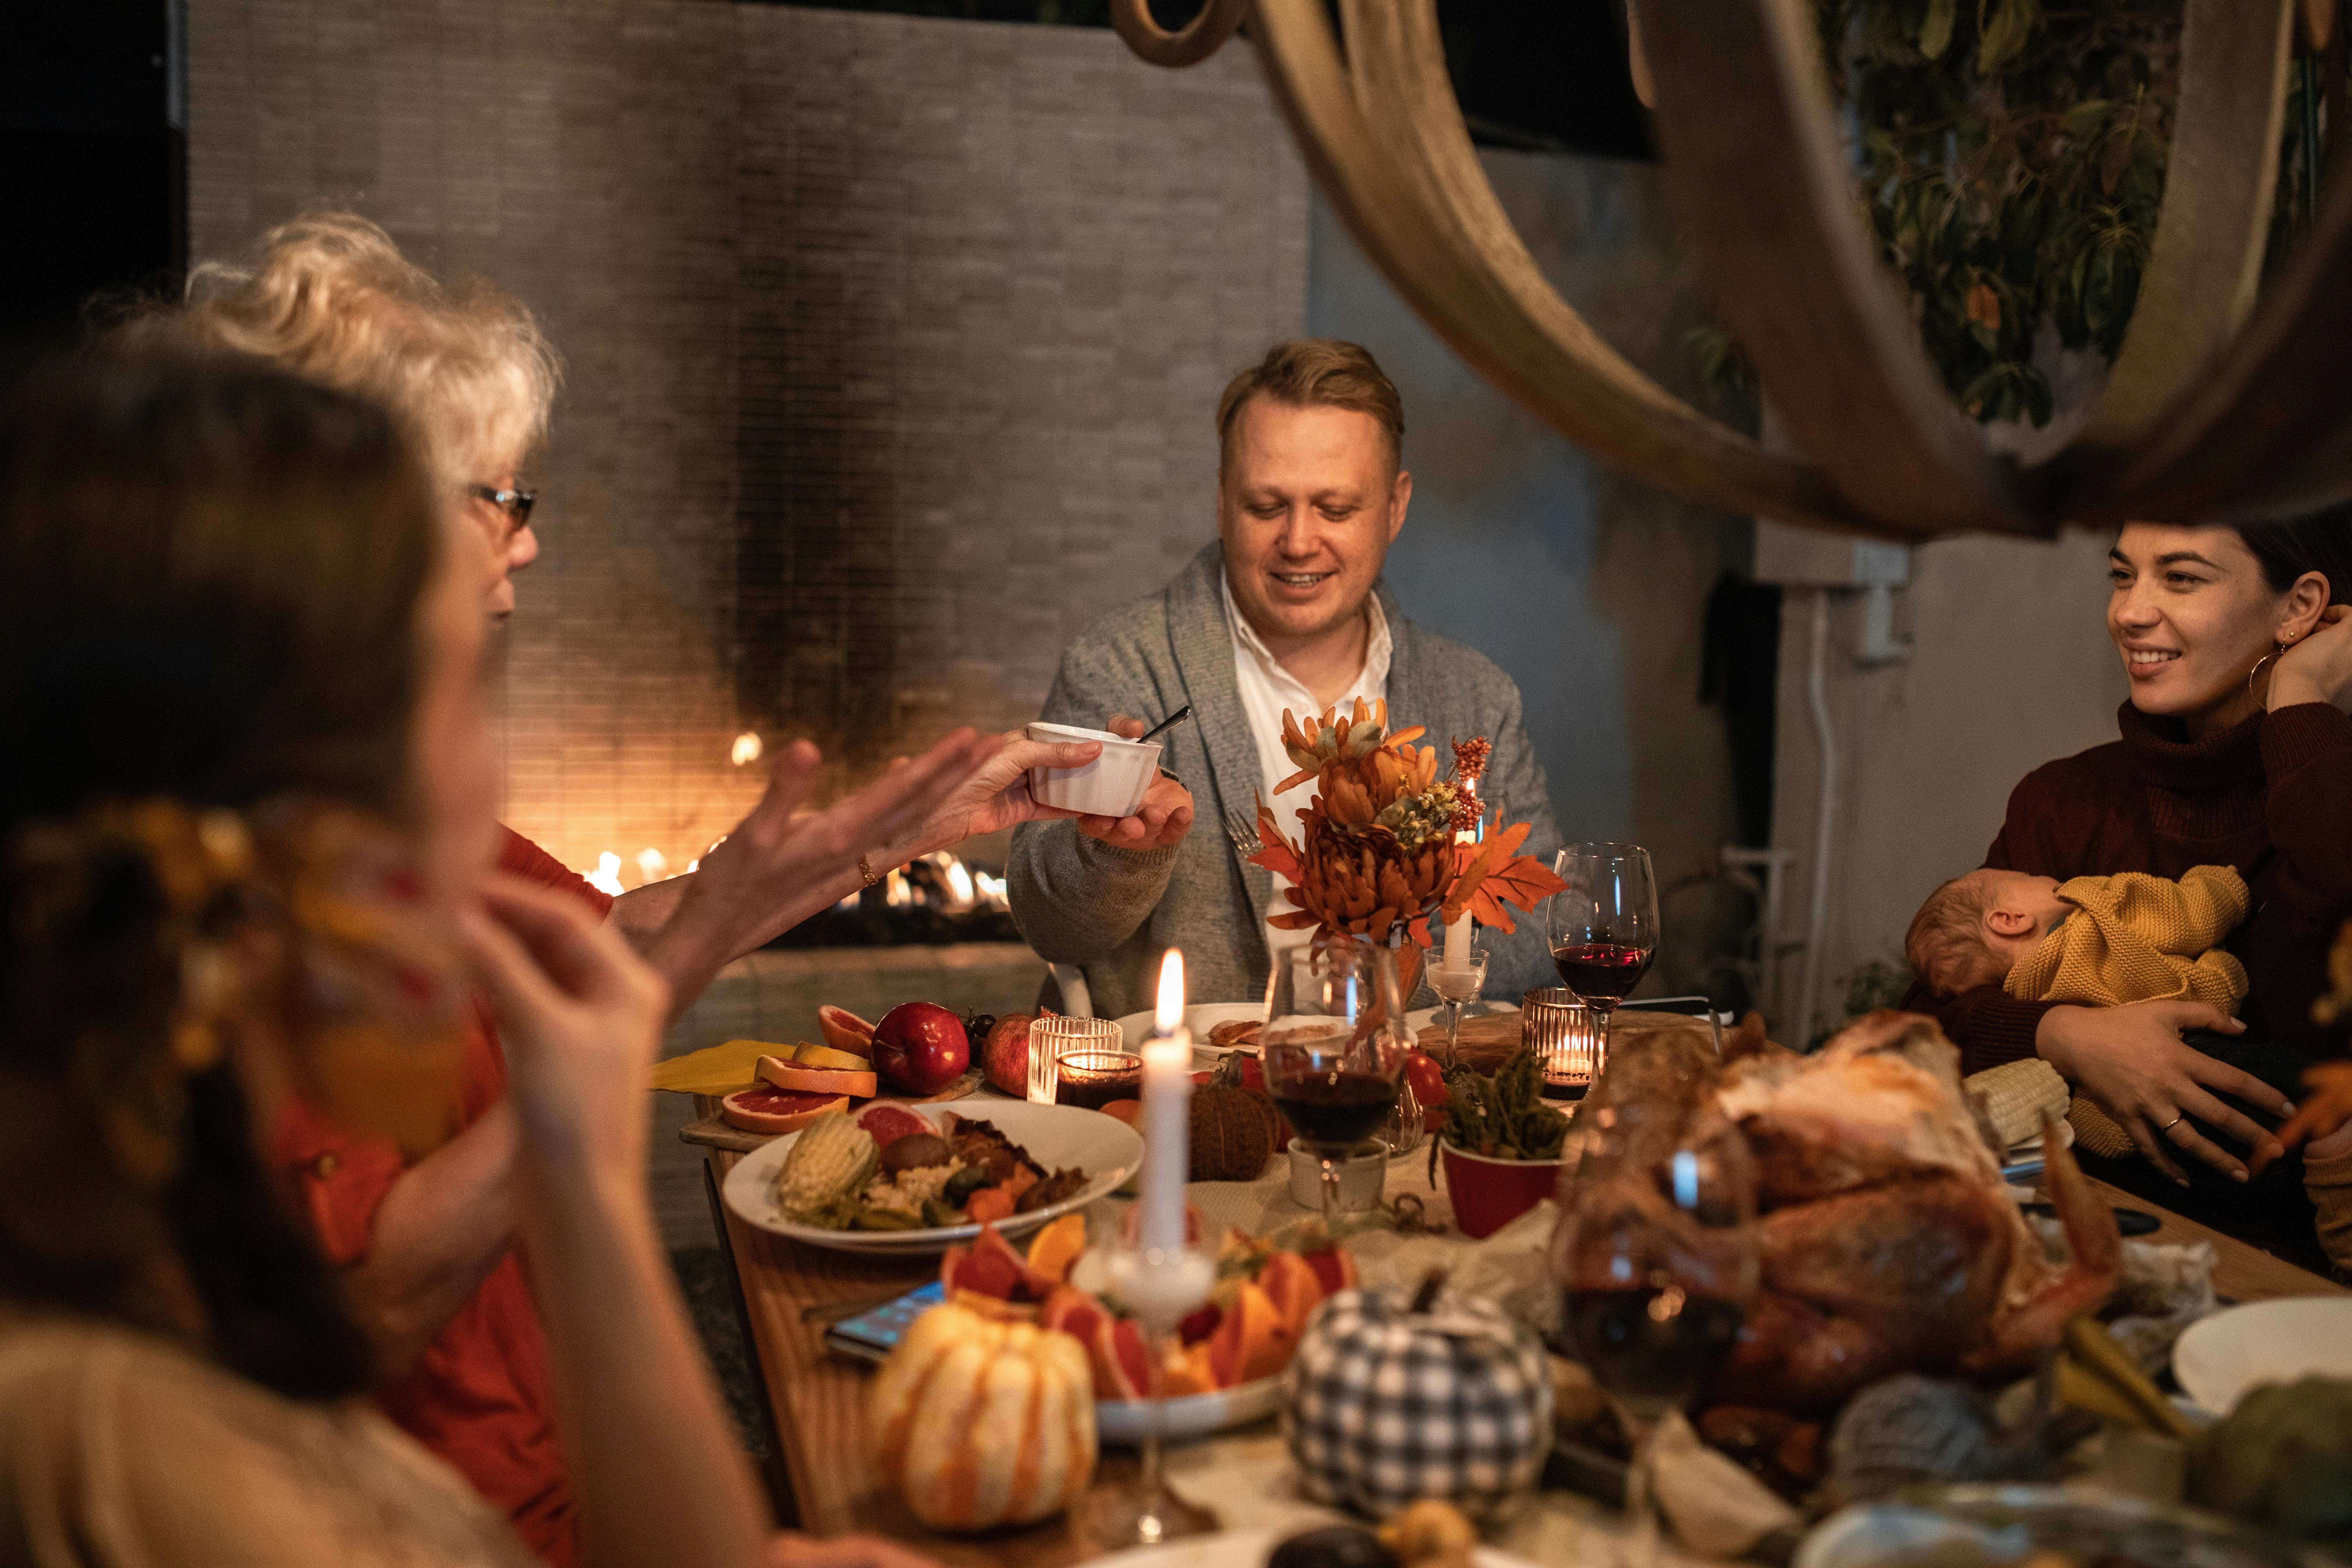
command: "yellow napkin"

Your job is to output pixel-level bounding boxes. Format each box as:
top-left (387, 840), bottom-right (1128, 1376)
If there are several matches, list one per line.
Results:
top-left (649, 1038), bottom-right (792, 1095)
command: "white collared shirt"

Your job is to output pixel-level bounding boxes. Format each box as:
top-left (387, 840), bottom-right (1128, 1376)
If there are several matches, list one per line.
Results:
top-left (1221, 571), bottom-right (1393, 963)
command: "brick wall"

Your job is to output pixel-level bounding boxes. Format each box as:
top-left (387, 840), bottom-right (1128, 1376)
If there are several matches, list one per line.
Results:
top-left (187, 1), bottom-right (1309, 882)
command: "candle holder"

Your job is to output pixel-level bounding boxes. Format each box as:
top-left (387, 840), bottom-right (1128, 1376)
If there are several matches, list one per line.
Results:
top-left (1524, 986), bottom-right (1602, 1099)
top-left (1053, 1046), bottom-right (1144, 1109)
top-left (1025, 1013), bottom-right (1122, 1104)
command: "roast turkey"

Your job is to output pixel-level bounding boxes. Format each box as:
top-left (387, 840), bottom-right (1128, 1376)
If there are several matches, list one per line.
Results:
top-left (1555, 1010), bottom-right (2121, 1412)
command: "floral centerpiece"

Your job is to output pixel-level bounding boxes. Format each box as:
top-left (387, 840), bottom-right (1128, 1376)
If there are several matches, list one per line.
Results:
top-left (1247, 699), bottom-right (1565, 1005)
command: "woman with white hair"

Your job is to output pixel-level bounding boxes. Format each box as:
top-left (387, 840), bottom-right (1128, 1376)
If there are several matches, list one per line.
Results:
top-left (127, 213), bottom-right (1179, 1562)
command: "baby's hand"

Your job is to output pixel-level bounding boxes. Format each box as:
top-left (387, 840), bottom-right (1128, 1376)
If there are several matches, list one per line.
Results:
top-left (2252, 1061), bottom-right (2352, 1174)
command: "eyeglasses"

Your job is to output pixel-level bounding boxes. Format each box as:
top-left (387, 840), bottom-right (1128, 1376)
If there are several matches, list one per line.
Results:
top-left (466, 483), bottom-right (538, 536)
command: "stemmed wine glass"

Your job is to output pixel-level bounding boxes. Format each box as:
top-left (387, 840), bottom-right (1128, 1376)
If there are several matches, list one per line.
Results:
top-left (1082, 1204), bottom-right (1216, 1545)
top-left (1551, 1103), bottom-right (1757, 1568)
top-left (1548, 844), bottom-right (1660, 1063)
top-left (1262, 940), bottom-right (1413, 1231)
top-left (1429, 945), bottom-right (1488, 1067)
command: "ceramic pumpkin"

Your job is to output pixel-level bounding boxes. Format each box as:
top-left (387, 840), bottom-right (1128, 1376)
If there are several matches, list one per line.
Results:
top-left (1284, 1285), bottom-right (1552, 1519)
top-left (864, 1300), bottom-right (1097, 1530)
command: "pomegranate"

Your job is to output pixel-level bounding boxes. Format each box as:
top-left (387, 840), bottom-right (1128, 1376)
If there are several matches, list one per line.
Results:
top-left (870, 1002), bottom-right (970, 1096)
top-left (980, 1011), bottom-right (1040, 1097)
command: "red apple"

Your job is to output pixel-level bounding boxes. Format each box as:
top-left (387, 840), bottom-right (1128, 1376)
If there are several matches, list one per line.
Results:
top-left (871, 1002), bottom-right (970, 1095)
top-left (980, 1011), bottom-right (1038, 1097)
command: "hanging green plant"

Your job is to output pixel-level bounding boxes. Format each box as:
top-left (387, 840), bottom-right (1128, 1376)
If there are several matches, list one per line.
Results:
top-left (1695, 0), bottom-right (2184, 427)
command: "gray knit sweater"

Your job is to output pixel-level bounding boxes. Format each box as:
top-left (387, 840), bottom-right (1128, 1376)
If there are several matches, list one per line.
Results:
top-left (1007, 541), bottom-right (1567, 1020)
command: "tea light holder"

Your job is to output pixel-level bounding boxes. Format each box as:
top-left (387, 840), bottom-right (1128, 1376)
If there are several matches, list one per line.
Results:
top-left (1523, 986), bottom-right (1602, 1099)
top-left (1026, 1013), bottom-right (1125, 1104)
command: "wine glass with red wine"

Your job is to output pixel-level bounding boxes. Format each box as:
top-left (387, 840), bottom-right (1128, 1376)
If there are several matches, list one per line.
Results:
top-left (1548, 843), bottom-right (1660, 1066)
top-left (1551, 1103), bottom-right (1756, 1568)
top-left (1261, 938), bottom-right (1413, 1232)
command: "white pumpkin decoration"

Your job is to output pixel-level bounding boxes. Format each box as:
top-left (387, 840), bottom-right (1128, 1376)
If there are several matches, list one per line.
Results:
top-left (1284, 1285), bottom-right (1553, 1519)
top-left (863, 1300), bottom-right (1097, 1531)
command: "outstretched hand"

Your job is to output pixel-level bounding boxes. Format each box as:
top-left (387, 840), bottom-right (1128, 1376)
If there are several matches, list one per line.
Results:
top-left (2254, 1061), bottom-right (2352, 1174)
top-left (1071, 713), bottom-right (1195, 852)
top-left (665, 728), bottom-right (1006, 958)
top-left (2037, 1000), bottom-right (2293, 1184)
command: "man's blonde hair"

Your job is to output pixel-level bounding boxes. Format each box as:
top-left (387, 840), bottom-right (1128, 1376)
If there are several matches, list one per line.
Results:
top-left (1215, 338), bottom-right (1405, 475)
top-left (139, 212), bottom-right (559, 489)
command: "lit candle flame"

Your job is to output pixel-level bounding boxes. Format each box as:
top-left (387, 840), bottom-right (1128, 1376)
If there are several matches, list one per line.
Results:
top-left (636, 846), bottom-right (668, 885)
top-left (1155, 948), bottom-right (1185, 1035)
top-left (731, 731), bottom-right (763, 766)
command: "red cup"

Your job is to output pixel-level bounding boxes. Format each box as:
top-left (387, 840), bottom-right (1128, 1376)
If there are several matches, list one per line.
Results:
top-left (1439, 1143), bottom-right (1567, 1239)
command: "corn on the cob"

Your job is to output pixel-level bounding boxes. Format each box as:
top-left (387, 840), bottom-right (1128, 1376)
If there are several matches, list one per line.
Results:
top-left (777, 1114), bottom-right (876, 1219)
top-left (1964, 1058), bottom-right (2070, 1149)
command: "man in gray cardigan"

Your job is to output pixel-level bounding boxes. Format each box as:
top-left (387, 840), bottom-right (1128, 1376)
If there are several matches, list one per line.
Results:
top-left (1009, 339), bottom-right (1566, 1021)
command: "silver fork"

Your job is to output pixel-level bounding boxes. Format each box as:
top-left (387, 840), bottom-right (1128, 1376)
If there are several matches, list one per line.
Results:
top-left (1222, 807), bottom-right (1262, 857)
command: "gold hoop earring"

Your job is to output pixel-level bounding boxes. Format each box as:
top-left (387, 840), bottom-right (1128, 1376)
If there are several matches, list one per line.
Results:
top-left (2249, 643), bottom-right (2285, 697)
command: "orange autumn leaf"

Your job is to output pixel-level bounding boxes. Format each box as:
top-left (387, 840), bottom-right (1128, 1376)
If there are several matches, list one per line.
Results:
top-left (1441, 820), bottom-right (1566, 935)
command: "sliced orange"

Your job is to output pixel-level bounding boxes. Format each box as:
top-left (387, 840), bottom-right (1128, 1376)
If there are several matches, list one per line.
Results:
top-left (1207, 1282), bottom-right (1292, 1388)
top-left (1024, 1214), bottom-right (1088, 1288)
top-left (1162, 1339), bottom-right (1219, 1398)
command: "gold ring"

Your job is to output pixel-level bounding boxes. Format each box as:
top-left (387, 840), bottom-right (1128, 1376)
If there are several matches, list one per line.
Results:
top-left (2159, 1113), bottom-right (2183, 1132)
top-left (858, 854), bottom-right (881, 888)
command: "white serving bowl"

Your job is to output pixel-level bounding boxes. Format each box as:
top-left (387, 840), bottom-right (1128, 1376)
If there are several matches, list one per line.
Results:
top-left (1287, 1141), bottom-right (1388, 1212)
top-left (1024, 721), bottom-right (1162, 817)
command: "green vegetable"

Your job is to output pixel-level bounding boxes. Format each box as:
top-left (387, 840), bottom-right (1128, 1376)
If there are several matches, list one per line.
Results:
top-left (2187, 1375), bottom-right (2352, 1541)
top-left (943, 1164), bottom-right (991, 1205)
top-left (1428, 1045), bottom-right (1570, 1182)
top-left (850, 1205), bottom-right (926, 1231)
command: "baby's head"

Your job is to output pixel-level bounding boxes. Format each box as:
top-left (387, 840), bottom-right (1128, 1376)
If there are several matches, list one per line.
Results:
top-left (1904, 869), bottom-right (2071, 998)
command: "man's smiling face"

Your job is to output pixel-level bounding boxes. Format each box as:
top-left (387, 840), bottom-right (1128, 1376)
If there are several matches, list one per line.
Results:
top-left (1216, 397), bottom-right (1410, 648)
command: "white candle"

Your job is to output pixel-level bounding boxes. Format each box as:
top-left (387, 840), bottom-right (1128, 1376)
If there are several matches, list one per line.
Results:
top-left (1443, 820), bottom-right (1476, 970)
top-left (1139, 949), bottom-right (1192, 1258)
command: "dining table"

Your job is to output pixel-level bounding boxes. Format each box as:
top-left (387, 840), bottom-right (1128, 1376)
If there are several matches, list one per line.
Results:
top-left (693, 1084), bottom-right (2348, 1568)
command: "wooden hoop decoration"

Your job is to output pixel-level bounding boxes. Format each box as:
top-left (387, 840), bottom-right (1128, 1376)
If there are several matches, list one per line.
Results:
top-left (1109, 0), bottom-right (1249, 69)
top-left (2065, 149), bottom-right (2352, 526)
top-left (2045, 0), bottom-right (2294, 479)
top-left (1245, 0), bottom-right (1884, 537)
top-left (1635, 0), bottom-right (2039, 537)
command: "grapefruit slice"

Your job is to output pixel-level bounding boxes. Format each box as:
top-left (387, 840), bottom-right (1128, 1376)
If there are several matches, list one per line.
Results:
top-left (718, 1086), bottom-right (849, 1135)
top-left (817, 1005), bottom-right (876, 1057)
top-left (856, 1103), bottom-right (932, 1148)
top-left (1098, 1318), bottom-right (1153, 1401)
top-left (756, 1056), bottom-right (878, 1099)
top-left (796, 1042), bottom-right (871, 1071)
top-left (1299, 1245), bottom-right (1358, 1298)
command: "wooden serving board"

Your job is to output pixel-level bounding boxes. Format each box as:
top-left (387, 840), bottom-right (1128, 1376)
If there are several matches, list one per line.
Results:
top-left (676, 1068), bottom-right (995, 1152)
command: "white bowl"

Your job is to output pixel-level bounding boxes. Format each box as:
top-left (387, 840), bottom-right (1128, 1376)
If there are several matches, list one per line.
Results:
top-left (1287, 1141), bottom-right (1388, 1211)
top-left (2171, 1297), bottom-right (2352, 1415)
top-left (1095, 1375), bottom-right (1285, 1445)
top-left (1025, 721), bottom-right (1162, 818)
top-left (721, 1099), bottom-right (1143, 1256)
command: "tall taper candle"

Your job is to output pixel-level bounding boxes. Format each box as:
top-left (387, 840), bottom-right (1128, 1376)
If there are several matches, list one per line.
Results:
top-left (1139, 949), bottom-right (1192, 1257)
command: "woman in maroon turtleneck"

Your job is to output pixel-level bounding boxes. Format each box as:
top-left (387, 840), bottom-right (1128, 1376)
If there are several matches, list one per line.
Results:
top-left (1927, 510), bottom-right (2352, 1211)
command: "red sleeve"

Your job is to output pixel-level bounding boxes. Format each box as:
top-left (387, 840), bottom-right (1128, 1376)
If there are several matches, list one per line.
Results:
top-left (2261, 702), bottom-right (2352, 923)
top-left (271, 1094), bottom-right (407, 1267)
top-left (497, 826), bottom-right (614, 919)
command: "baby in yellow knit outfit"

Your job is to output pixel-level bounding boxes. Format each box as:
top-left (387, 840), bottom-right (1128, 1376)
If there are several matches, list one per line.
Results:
top-left (1905, 864), bottom-right (2250, 1010)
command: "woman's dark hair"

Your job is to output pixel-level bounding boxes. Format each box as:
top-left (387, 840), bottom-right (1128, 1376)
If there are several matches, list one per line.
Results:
top-left (2236, 500), bottom-right (2352, 607)
top-left (0, 354), bottom-right (442, 1398)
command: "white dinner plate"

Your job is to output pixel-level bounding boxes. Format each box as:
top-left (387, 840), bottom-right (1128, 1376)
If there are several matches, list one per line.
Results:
top-left (1111, 1002), bottom-right (1503, 1057)
top-left (1095, 1375), bottom-right (1286, 1446)
top-left (722, 1100), bottom-right (1143, 1256)
top-left (1112, 1002), bottom-right (1266, 1058)
top-left (2172, 1297), bottom-right (2352, 1415)
top-left (1082, 1528), bottom-right (1542, 1568)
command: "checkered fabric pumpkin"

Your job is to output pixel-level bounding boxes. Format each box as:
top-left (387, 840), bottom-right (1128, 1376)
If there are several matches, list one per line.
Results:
top-left (1283, 1285), bottom-right (1553, 1519)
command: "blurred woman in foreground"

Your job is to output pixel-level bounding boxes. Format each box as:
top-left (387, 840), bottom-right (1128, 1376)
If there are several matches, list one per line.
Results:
top-left (0, 355), bottom-right (885, 1567)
